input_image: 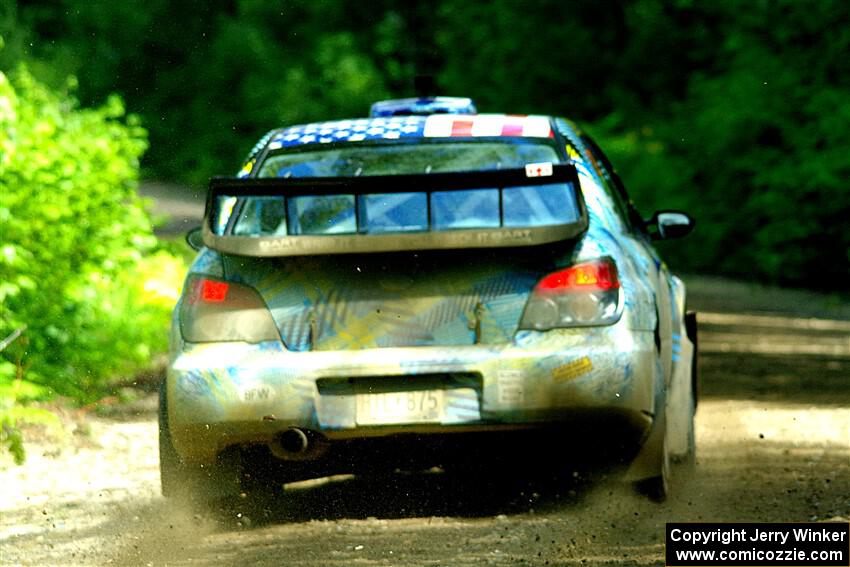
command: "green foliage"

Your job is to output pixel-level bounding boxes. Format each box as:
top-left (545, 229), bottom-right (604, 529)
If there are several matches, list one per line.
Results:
top-left (5, 0), bottom-right (849, 290)
top-left (1, 403), bottom-right (62, 465)
top-left (0, 67), bottom-right (185, 457)
top-left (591, 0), bottom-right (850, 289)
top-left (436, 0), bottom-right (630, 117)
top-left (4, 1), bottom-right (394, 185)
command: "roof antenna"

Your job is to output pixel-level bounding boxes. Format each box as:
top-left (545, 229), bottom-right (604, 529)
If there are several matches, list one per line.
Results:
top-left (414, 75), bottom-right (435, 99)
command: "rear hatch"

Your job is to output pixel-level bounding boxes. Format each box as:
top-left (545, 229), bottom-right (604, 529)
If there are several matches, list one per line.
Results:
top-left (223, 247), bottom-right (574, 351)
top-left (205, 164), bottom-right (587, 351)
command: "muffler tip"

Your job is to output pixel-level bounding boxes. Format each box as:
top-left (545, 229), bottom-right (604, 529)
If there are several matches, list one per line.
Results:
top-left (279, 428), bottom-right (309, 454)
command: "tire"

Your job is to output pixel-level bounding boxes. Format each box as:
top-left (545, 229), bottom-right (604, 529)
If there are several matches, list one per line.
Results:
top-left (674, 393), bottom-right (697, 470)
top-left (158, 380), bottom-right (187, 498)
top-left (683, 417), bottom-right (696, 469)
top-left (685, 310), bottom-right (698, 409)
top-left (633, 309), bottom-right (698, 501)
top-left (158, 381), bottom-right (241, 504)
top-left (680, 310), bottom-right (698, 468)
top-left (635, 357), bottom-right (695, 501)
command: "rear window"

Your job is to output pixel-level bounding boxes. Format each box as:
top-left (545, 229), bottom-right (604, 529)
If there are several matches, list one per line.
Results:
top-left (220, 183), bottom-right (579, 237)
top-left (217, 140), bottom-right (579, 237)
top-left (256, 140), bottom-right (559, 178)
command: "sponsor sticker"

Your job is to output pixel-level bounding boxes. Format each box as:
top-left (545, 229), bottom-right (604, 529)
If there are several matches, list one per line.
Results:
top-left (552, 356), bottom-right (593, 382)
top-left (238, 159), bottom-right (255, 178)
top-left (497, 369), bottom-right (524, 404)
top-left (525, 162), bottom-right (553, 177)
top-left (565, 145), bottom-right (581, 160)
top-left (239, 385), bottom-right (274, 403)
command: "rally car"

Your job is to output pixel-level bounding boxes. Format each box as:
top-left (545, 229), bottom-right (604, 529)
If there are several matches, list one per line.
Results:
top-left (161, 97), bottom-right (697, 503)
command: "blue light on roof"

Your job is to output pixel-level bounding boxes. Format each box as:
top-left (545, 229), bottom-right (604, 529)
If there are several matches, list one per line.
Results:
top-left (369, 97), bottom-right (477, 117)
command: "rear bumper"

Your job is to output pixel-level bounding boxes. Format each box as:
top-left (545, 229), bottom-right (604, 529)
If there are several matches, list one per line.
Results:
top-left (167, 323), bottom-right (659, 465)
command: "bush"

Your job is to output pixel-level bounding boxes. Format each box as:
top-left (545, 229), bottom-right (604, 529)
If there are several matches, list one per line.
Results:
top-left (0, 66), bottom-right (184, 461)
top-left (589, 1), bottom-right (850, 290)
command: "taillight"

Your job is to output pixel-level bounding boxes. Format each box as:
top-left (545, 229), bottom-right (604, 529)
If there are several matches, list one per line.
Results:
top-left (535, 261), bottom-right (620, 292)
top-left (199, 279), bottom-right (229, 302)
top-left (180, 276), bottom-right (280, 343)
top-left (519, 259), bottom-right (622, 330)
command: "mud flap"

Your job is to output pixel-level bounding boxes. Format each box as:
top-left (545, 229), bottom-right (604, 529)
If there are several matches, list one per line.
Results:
top-left (685, 310), bottom-right (698, 409)
top-left (159, 382), bottom-right (243, 501)
top-left (623, 390), bottom-right (667, 482)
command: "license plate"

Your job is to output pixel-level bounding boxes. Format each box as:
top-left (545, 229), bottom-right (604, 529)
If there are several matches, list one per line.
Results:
top-left (355, 390), bottom-right (444, 425)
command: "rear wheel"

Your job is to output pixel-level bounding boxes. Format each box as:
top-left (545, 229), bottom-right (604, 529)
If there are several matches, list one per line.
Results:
top-left (673, 395), bottom-right (697, 469)
top-left (685, 310), bottom-right (699, 409)
top-left (158, 382), bottom-right (242, 504)
top-left (158, 381), bottom-right (189, 498)
top-left (678, 310), bottom-right (698, 468)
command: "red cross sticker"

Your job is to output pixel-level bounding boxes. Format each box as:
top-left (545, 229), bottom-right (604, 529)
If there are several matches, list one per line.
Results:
top-left (525, 162), bottom-right (553, 177)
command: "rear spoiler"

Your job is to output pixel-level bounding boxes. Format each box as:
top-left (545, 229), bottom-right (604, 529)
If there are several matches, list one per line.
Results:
top-left (202, 164), bottom-right (587, 257)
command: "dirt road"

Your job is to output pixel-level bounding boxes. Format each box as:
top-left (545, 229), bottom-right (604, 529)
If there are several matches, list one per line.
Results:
top-left (2, 278), bottom-right (848, 566)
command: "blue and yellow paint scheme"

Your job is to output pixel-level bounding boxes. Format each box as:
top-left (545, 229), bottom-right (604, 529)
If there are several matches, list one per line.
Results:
top-left (166, 114), bottom-right (696, 488)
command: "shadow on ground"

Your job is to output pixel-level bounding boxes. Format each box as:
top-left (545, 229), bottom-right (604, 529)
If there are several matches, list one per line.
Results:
top-left (700, 351), bottom-right (850, 405)
top-left (220, 466), bottom-right (598, 527)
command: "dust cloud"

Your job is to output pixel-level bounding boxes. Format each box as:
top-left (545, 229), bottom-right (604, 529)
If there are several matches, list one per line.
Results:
top-left (2, 278), bottom-right (848, 566)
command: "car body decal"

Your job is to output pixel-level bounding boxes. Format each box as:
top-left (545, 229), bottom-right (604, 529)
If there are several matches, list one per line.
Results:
top-left (263, 114), bottom-right (553, 150)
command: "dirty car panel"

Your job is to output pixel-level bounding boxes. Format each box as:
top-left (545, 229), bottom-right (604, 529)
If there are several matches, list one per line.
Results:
top-left (163, 109), bottom-right (696, 501)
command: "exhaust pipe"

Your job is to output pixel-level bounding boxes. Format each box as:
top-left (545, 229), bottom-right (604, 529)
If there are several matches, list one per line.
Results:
top-left (278, 428), bottom-right (309, 455)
